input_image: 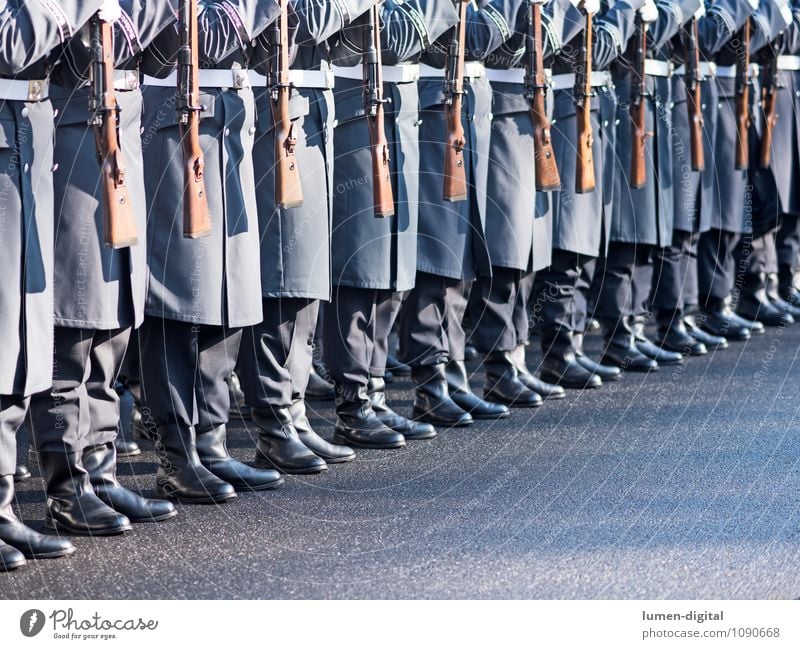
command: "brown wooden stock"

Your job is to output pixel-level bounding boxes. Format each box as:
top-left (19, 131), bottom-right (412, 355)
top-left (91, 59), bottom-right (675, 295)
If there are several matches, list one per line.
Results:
top-left (629, 14), bottom-right (648, 189)
top-left (93, 18), bottom-right (138, 249)
top-left (443, 0), bottom-right (468, 202)
top-left (365, 3), bottom-right (394, 217)
top-left (273, 0), bottom-right (303, 208)
top-left (686, 18), bottom-right (705, 171)
top-left (734, 19), bottom-right (751, 171)
top-left (575, 2), bottom-right (595, 194)
top-left (528, 3), bottom-right (560, 191)
top-left (180, 0), bottom-right (212, 239)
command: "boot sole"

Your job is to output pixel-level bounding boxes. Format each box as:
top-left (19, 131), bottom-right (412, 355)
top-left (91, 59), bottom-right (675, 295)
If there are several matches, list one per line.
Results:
top-left (484, 393), bottom-right (542, 408)
top-left (411, 411), bottom-right (473, 427)
top-left (21, 545), bottom-right (78, 560)
top-left (540, 373), bottom-right (602, 390)
top-left (44, 517), bottom-right (132, 537)
top-left (127, 509), bottom-right (180, 523)
top-left (155, 486), bottom-right (238, 505)
top-left (253, 459), bottom-right (329, 475)
top-left (0, 557), bottom-right (27, 571)
top-left (332, 434), bottom-right (406, 449)
top-left (115, 448), bottom-right (142, 458)
top-left (220, 476), bottom-right (286, 491)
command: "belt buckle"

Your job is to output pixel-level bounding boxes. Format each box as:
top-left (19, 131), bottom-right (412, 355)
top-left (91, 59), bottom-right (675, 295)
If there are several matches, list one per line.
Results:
top-left (124, 70), bottom-right (139, 90)
top-left (232, 69), bottom-right (249, 90)
top-left (27, 79), bottom-right (45, 102)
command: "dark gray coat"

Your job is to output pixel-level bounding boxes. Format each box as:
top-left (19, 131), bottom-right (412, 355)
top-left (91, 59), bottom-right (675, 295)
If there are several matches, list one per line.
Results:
top-left (0, 0), bottom-right (104, 396)
top-left (141, 0), bottom-right (280, 327)
top-left (251, 0), bottom-right (375, 299)
top-left (49, 0), bottom-right (177, 331)
top-left (416, 0), bottom-right (527, 281)
top-left (482, 0), bottom-right (581, 273)
top-left (610, 0), bottom-right (700, 247)
top-left (549, 0), bottom-right (642, 258)
top-left (328, 0), bottom-right (459, 291)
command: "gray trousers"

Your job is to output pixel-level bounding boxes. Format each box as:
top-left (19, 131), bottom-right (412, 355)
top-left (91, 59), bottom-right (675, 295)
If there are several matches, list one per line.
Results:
top-left (399, 272), bottom-right (470, 367)
top-left (650, 230), bottom-right (695, 323)
top-left (29, 326), bottom-right (131, 454)
top-left (698, 228), bottom-right (740, 309)
top-left (237, 297), bottom-right (319, 409)
top-left (0, 395), bottom-right (28, 477)
top-left (471, 267), bottom-right (526, 354)
top-left (139, 318), bottom-right (240, 432)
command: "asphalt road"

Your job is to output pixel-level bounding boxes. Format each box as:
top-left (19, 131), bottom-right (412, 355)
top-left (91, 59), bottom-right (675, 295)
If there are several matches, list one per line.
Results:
top-left (3, 325), bottom-right (800, 600)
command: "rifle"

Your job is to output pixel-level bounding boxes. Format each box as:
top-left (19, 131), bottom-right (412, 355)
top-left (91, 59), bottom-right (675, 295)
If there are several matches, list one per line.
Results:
top-left (88, 14), bottom-right (138, 249)
top-left (685, 17), bottom-right (705, 171)
top-left (270, 0), bottom-right (303, 208)
top-left (525, 0), bottom-right (560, 191)
top-left (177, 0), bottom-right (212, 238)
top-left (574, 0), bottom-right (596, 194)
top-left (759, 48), bottom-right (779, 169)
top-left (443, 0), bottom-right (468, 202)
top-left (629, 13), bottom-right (648, 189)
top-left (363, 3), bottom-right (395, 217)
top-left (734, 18), bottom-right (751, 170)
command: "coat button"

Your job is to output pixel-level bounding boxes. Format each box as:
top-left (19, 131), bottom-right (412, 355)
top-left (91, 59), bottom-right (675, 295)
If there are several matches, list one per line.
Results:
top-left (669, 102), bottom-right (674, 109)
top-left (248, 126), bottom-right (256, 135)
top-left (23, 163), bottom-right (29, 173)
top-left (52, 164), bottom-right (59, 173)
top-left (224, 128), bottom-right (230, 136)
top-left (603, 120), bottom-right (608, 127)
top-left (21, 107), bottom-right (29, 118)
top-left (615, 118), bottom-right (620, 125)
top-left (718, 103), bottom-right (723, 109)
top-left (701, 103), bottom-right (706, 109)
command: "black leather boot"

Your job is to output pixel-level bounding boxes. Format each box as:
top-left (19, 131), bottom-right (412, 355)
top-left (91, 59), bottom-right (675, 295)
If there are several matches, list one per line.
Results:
top-left (252, 407), bottom-right (328, 473)
top-left (386, 353), bottom-right (411, 377)
top-left (0, 474), bottom-right (75, 559)
top-left (83, 443), bottom-right (177, 522)
top-left (574, 331), bottom-right (623, 380)
top-left (289, 399), bottom-right (356, 462)
top-left (445, 360), bottom-right (510, 419)
top-left (766, 272), bottom-right (800, 319)
top-left (130, 404), bottom-right (156, 441)
top-left (600, 330), bottom-right (658, 372)
top-left (196, 425), bottom-right (284, 490)
top-left (632, 321), bottom-right (683, 365)
top-left (411, 364), bottom-right (473, 427)
top-left (306, 366), bottom-right (336, 400)
top-left (228, 371), bottom-right (251, 420)
top-left (0, 540), bottom-right (26, 571)
top-left (483, 352), bottom-right (543, 407)
top-left (737, 272), bottom-right (794, 326)
top-left (463, 344), bottom-right (479, 361)
top-left (39, 450), bottom-right (132, 535)
top-left (154, 425), bottom-right (237, 504)
top-left (368, 378), bottom-right (436, 440)
top-left (333, 386), bottom-right (406, 448)
top-left (697, 305), bottom-right (752, 340)
top-left (509, 345), bottom-right (565, 400)
top-left (114, 436), bottom-right (140, 457)
top-left (725, 306), bottom-right (765, 335)
top-left (656, 318), bottom-right (706, 356)
top-left (778, 264), bottom-right (800, 305)
top-left (14, 464), bottom-right (31, 482)
top-left (684, 315), bottom-right (729, 350)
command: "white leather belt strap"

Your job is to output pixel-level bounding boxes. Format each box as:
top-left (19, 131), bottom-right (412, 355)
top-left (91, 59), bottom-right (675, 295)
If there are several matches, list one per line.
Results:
top-left (419, 61), bottom-right (485, 81)
top-left (113, 70), bottom-right (140, 91)
top-left (484, 68), bottom-right (525, 84)
top-left (777, 55), bottom-right (800, 71)
top-left (644, 59), bottom-right (674, 77)
top-left (0, 78), bottom-right (49, 102)
top-left (144, 69), bottom-right (253, 89)
top-left (332, 63), bottom-right (420, 84)
top-left (715, 63), bottom-right (760, 79)
top-left (673, 61), bottom-right (717, 78)
top-left (550, 70), bottom-right (612, 90)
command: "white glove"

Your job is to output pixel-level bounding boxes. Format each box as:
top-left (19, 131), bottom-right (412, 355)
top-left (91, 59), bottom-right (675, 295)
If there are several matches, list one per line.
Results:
top-left (747, 0), bottom-right (759, 11)
top-left (98, 0), bottom-right (122, 24)
top-left (570, 0), bottom-right (601, 14)
top-left (694, 2), bottom-right (706, 18)
top-left (639, 0), bottom-right (659, 22)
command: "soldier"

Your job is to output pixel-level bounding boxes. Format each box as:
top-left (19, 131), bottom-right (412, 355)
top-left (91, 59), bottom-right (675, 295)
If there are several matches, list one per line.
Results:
top-left (26, 0), bottom-right (179, 537)
top-left (0, 0), bottom-right (112, 570)
top-left (138, 0), bottom-right (284, 503)
top-left (235, 0), bottom-right (376, 471)
top-left (533, 0), bottom-right (644, 389)
top-left (398, 0), bottom-right (526, 427)
top-left (469, 0), bottom-right (582, 406)
top-left (696, 0), bottom-right (788, 339)
top-left (319, 0), bottom-right (460, 447)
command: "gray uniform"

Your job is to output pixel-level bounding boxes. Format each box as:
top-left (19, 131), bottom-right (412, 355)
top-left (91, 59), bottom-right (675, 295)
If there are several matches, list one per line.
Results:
top-left (0, 0), bottom-right (105, 476)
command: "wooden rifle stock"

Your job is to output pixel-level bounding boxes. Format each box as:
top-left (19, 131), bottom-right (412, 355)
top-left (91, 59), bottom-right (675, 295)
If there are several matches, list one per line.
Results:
top-left (685, 18), bottom-right (705, 171)
top-left (271, 0), bottom-right (303, 208)
top-left (443, 0), bottom-right (468, 202)
top-left (574, 0), bottom-right (595, 194)
top-left (629, 13), bottom-right (648, 189)
top-left (364, 3), bottom-right (394, 217)
top-left (734, 19), bottom-right (751, 170)
top-left (526, 1), bottom-right (560, 191)
top-left (89, 15), bottom-right (138, 249)
top-left (178, 0), bottom-right (212, 239)
top-left (759, 51), bottom-right (779, 169)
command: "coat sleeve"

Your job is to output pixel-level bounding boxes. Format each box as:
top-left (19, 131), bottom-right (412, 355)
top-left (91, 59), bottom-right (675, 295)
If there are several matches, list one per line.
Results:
top-left (293, 0), bottom-right (375, 46)
top-left (646, 0), bottom-right (701, 50)
top-left (750, 0), bottom-right (793, 53)
top-left (0, 0), bottom-right (104, 74)
top-left (592, 0), bottom-right (644, 69)
top-left (697, 0), bottom-right (756, 58)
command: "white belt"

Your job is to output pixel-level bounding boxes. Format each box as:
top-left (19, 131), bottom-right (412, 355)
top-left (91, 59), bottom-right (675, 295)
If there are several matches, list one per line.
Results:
top-left (484, 68), bottom-right (526, 84)
top-left (144, 68), bottom-right (335, 90)
top-left (0, 78), bottom-right (49, 102)
top-left (715, 63), bottom-right (760, 79)
top-left (673, 61), bottom-right (717, 78)
top-left (551, 70), bottom-right (613, 90)
top-left (777, 55), bottom-right (800, 71)
top-left (332, 63), bottom-right (420, 84)
top-left (113, 70), bottom-right (140, 91)
top-left (644, 59), bottom-right (674, 77)
top-left (249, 69), bottom-right (335, 89)
top-left (419, 61), bottom-right (485, 81)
